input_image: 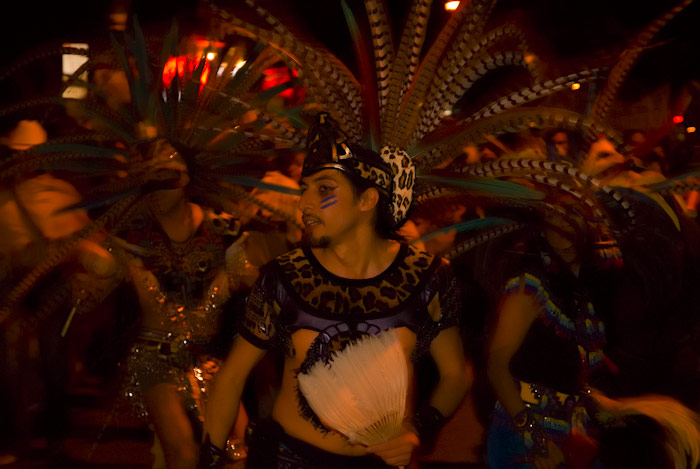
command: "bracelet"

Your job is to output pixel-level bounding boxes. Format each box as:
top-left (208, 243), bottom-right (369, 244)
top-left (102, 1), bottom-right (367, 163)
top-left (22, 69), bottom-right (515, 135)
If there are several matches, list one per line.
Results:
top-left (513, 407), bottom-right (548, 457)
top-left (412, 405), bottom-right (447, 451)
top-left (198, 434), bottom-right (227, 469)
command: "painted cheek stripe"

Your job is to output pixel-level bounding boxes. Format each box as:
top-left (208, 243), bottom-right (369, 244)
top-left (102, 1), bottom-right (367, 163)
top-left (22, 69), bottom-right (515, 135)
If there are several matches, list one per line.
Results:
top-left (320, 195), bottom-right (338, 209)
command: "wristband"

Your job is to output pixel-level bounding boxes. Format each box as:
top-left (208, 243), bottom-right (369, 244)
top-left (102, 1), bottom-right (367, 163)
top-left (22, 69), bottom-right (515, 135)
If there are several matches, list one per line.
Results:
top-left (198, 434), bottom-right (227, 469)
top-left (412, 405), bottom-right (446, 450)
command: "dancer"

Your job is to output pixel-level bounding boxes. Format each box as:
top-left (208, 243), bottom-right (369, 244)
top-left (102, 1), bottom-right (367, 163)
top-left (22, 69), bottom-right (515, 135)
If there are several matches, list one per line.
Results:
top-left (117, 138), bottom-right (256, 469)
top-left (485, 199), bottom-right (612, 468)
top-left (201, 113), bottom-right (470, 468)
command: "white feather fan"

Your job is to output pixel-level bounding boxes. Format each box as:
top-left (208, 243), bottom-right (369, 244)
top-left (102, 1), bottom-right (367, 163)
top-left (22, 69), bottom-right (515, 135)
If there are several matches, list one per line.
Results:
top-left (297, 329), bottom-right (408, 446)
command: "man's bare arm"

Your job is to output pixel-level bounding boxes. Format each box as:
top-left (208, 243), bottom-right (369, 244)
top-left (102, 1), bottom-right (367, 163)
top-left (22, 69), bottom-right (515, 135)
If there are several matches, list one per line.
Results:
top-left (203, 336), bottom-right (267, 448)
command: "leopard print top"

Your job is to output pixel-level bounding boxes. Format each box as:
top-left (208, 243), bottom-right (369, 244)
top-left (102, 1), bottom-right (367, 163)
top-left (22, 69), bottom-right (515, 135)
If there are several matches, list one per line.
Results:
top-left (239, 242), bottom-right (461, 431)
top-left (239, 242), bottom-right (460, 362)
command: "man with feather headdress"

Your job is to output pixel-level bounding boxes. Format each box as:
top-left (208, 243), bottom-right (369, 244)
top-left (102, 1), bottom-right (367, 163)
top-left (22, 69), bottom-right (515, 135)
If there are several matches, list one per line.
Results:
top-left (201, 112), bottom-right (470, 468)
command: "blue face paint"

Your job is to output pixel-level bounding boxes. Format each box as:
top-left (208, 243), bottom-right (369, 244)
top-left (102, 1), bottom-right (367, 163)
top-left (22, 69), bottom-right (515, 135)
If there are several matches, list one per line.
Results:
top-left (320, 194), bottom-right (338, 210)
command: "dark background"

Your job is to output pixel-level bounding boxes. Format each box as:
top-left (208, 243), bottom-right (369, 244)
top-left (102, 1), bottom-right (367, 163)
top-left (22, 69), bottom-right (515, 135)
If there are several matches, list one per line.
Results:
top-left (0, 0), bottom-right (697, 111)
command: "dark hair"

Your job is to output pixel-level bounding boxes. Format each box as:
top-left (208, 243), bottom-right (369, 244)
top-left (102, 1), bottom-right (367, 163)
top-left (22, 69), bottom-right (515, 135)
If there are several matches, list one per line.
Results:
top-left (344, 169), bottom-right (404, 241)
top-left (597, 414), bottom-right (674, 469)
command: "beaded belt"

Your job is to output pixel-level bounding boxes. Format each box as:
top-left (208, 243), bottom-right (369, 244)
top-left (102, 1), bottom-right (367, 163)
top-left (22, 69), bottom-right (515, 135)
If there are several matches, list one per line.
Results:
top-left (519, 381), bottom-right (591, 434)
top-left (135, 328), bottom-right (212, 356)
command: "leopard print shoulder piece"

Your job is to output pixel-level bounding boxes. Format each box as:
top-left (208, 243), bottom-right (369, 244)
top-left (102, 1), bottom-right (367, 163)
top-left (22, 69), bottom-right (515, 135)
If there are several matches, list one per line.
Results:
top-left (275, 243), bottom-right (434, 315)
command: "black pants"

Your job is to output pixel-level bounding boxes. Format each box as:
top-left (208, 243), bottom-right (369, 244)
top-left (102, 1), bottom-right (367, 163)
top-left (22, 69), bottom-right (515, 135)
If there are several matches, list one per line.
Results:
top-left (245, 419), bottom-right (391, 469)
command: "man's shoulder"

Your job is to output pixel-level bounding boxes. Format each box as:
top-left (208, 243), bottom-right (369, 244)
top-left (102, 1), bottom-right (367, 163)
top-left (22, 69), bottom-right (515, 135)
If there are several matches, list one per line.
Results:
top-left (273, 246), bottom-right (307, 266)
top-left (403, 242), bottom-right (449, 273)
top-left (257, 246), bottom-right (307, 276)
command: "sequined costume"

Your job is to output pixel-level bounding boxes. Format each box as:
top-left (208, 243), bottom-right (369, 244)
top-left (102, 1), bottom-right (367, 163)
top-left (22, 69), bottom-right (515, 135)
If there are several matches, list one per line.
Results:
top-left (238, 242), bottom-right (460, 464)
top-left (121, 208), bottom-right (247, 422)
top-left (487, 257), bottom-right (608, 468)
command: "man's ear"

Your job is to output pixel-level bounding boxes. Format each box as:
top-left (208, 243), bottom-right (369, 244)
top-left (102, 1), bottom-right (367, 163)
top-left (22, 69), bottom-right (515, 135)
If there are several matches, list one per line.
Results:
top-left (359, 187), bottom-right (380, 212)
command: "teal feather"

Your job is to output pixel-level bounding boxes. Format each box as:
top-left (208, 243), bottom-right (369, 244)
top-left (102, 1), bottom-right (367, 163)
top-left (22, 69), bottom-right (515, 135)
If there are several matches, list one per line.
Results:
top-left (645, 171), bottom-right (700, 193)
top-left (417, 217), bottom-right (513, 243)
top-left (418, 174), bottom-right (544, 200)
top-left (43, 158), bottom-right (126, 174)
top-left (197, 155), bottom-right (252, 167)
top-left (160, 21), bottom-right (179, 70)
top-left (277, 106), bottom-right (307, 130)
top-left (55, 186), bottom-right (141, 213)
top-left (220, 176), bottom-right (302, 196)
top-left (30, 144), bottom-right (129, 158)
top-left (131, 18), bottom-right (155, 121)
top-left (58, 98), bottom-right (136, 143)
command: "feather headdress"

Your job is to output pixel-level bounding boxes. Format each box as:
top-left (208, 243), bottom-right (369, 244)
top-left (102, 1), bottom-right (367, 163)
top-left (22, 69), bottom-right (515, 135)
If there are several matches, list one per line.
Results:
top-left (205, 0), bottom-right (693, 256)
top-left (0, 22), bottom-right (307, 322)
top-left (0, 0), bottom-right (694, 322)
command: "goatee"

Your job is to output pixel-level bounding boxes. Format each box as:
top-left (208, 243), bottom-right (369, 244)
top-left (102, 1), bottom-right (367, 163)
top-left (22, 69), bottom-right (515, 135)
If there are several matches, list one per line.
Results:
top-left (302, 229), bottom-right (331, 248)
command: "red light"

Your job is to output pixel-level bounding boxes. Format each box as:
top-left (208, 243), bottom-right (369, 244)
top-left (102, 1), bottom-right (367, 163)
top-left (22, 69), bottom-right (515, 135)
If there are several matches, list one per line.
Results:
top-left (162, 56), bottom-right (209, 90)
top-left (262, 67), bottom-right (305, 103)
top-left (673, 115), bottom-right (684, 124)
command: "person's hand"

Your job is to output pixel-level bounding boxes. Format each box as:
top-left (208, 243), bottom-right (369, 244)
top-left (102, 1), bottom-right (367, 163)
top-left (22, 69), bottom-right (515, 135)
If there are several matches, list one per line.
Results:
top-left (366, 426), bottom-right (420, 467)
top-left (533, 440), bottom-right (564, 469)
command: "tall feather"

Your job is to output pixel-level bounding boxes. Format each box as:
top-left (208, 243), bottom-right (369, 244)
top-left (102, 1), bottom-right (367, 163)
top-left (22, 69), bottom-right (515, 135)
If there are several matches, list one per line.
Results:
top-left (590, 0), bottom-right (694, 121)
top-left (382, 0), bottom-right (431, 144)
top-left (363, 0), bottom-right (394, 119)
top-left (342, 0), bottom-right (380, 149)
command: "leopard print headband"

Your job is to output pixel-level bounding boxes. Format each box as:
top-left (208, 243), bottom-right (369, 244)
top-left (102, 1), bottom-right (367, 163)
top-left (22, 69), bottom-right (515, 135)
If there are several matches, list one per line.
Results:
top-left (304, 112), bottom-right (415, 227)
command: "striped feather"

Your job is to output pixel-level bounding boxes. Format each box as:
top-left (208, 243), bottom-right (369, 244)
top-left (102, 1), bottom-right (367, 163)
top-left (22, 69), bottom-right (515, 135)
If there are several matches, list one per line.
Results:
top-left (590, 0), bottom-right (694, 121)
top-left (394, 0), bottom-right (497, 145)
top-left (444, 221), bottom-right (525, 260)
top-left (417, 216), bottom-right (513, 243)
top-left (415, 50), bottom-right (535, 141)
top-left (363, 0), bottom-right (394, 118)
top-left (382, 0), bottom-right (433, 144)
top-left (342, 0), bottom-right (380, 149)
top-left (418, 174), bottom-right (544, 199)
top-left (413, 107), bottom-right (622, 170)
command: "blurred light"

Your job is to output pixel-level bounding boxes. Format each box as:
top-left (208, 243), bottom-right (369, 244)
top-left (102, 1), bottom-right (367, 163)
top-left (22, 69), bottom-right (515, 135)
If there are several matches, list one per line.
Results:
top-left (524, 54), bottom-right (536, 64)
top-left (442, 108), bottom-right (453, 116)
top-left (445, 1), bottom-right (460, 10)
top-left (262, 67), bottom-right (304, 101)
top-left (162, 56), bottom-right (210, 90)
top-left (688, 126), bottom-right (697, 133)
top-left (109, 13), bottom-right (128, 31)
top-left (570, 83), bottom-right (581, 91)
top-left (62, 43), bottom-right (89, 99)
top-left (232, 59), bottom-right (247, 77)
top-left (528, 121), bottom-right (536, 127)
top-left (673, 115), bottom-right (684, 124)
top-left (206, 52), bottom-right (216, 61)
